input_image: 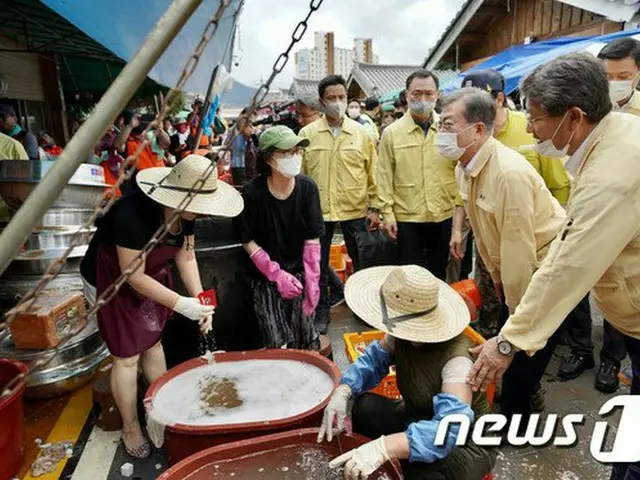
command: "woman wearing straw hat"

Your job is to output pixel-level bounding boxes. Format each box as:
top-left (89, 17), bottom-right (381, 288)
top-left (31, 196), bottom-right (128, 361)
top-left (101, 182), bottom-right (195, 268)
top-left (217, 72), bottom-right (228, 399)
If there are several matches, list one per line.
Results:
top-left (80, 154), bottom-right (243, 458)
top-left (318, 265), bottom-right (496, 479)
top-left (233, 125), bottom-right (325, 350)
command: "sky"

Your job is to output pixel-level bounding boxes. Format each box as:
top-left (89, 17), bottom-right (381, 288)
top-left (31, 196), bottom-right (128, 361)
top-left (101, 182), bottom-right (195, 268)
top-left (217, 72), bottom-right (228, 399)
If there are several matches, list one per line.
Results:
top-left (231, 0), bottom-right (466, 88)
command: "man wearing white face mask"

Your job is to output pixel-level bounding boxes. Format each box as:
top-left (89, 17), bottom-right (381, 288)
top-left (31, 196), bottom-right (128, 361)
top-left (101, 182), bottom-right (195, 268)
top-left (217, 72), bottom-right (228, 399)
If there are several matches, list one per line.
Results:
top-left (377, 70), bottom-right (459, 281)
top-left (598, 37), bottom-right (640, 114)
top-left (439, 88), bottom-right (567, 425)
top-left (300, 75), bottom-right (380, 334)
top-left (467, 59), bottom-right (640, 480)
top-left (234, 125), bottom-right (325, 350)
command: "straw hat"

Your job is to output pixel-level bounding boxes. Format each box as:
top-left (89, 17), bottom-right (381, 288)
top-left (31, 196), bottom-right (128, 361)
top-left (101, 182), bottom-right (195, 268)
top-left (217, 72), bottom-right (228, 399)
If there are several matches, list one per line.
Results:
top-left (136, 154), bottom-right (243, 217)
top-left (345, 265), bottom-right (470, 343)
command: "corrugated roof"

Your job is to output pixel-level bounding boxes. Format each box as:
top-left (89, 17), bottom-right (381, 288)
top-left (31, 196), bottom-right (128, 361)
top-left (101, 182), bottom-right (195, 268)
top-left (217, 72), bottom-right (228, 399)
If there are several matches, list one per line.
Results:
top-left (348, 63), bottom-right (460, 97)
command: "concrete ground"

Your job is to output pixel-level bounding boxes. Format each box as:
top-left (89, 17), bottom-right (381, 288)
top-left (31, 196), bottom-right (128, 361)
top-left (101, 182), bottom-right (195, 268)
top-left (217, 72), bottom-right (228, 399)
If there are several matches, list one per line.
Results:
top-left (327, 301), bottom-right (630, 480)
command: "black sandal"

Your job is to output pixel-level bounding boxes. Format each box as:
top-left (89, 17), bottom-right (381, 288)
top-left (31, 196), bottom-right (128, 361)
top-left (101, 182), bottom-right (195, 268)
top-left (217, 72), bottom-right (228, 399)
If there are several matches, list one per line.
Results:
top-left (123, 437), bottom-right (151, 459)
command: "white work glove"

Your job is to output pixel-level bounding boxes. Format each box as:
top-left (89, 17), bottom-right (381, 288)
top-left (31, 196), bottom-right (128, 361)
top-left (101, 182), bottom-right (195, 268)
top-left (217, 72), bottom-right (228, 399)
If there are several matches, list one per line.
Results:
top-left (330, 436), bottom-right (390, 480)
top-left (317, 384), bottom-right (351, 443)
top-left (173, 295), bottom-right (215, 321)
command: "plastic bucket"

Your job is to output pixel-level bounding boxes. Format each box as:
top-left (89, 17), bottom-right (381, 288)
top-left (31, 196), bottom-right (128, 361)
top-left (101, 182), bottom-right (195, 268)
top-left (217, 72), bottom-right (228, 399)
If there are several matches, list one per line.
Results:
top-left (158, 428), bottom-right (403, 480)
top-left (451, 279), bottom-right (482, 310)
top-left (145, 350), bottom-right (341, 465)
top-left (0, 358), bottom-right (28, 480)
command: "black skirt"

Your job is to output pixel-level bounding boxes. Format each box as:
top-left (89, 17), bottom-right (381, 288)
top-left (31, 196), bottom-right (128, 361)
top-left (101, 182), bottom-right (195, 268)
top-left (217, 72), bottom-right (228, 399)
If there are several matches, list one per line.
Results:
top-left (250, 272), bottom-right (320, 350)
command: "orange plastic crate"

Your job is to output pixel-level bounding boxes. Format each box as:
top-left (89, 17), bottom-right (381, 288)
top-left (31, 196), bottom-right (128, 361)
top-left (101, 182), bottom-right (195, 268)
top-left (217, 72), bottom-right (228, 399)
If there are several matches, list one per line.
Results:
top-left (343, 328), bottom-right (495, 406)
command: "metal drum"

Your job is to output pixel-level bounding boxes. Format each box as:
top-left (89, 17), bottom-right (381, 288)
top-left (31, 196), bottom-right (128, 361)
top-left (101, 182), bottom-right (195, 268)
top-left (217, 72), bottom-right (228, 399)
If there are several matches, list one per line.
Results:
top-left (0, 319), bottom-right (109, 399)
top-left (163, 217), bottom-right (261, 368)
top-left (3, 246), bottom-right (88, 276)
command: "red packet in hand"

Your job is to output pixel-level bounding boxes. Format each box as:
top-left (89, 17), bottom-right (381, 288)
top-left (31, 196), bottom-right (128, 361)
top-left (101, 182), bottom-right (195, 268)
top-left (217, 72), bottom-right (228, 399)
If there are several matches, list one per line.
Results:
top-left (198, 289), bottom-right (218, 307)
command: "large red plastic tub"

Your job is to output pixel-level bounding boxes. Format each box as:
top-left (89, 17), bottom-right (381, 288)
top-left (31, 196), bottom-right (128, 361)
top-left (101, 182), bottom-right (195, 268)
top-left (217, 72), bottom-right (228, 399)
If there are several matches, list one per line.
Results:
top-left (158, 428), bottom-right (403, 479)
top-left (0, 358), bottom-right (28, 480)
top-left (145, 349), bottom-right (341, 464)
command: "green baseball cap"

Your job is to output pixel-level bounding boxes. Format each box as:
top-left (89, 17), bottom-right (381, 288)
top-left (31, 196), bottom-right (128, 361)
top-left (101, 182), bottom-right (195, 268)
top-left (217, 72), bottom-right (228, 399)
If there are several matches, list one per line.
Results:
top-left (258, 125), bottom-right (310, 151)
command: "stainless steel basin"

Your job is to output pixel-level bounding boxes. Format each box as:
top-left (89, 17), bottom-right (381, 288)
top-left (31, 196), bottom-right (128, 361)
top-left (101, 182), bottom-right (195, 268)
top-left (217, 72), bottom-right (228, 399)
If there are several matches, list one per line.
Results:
top-left (4, 246), bottom-right (88, 275)
top-left (23, 227), bottom-right (95, 250)
top-left (37, 209), bottom-right (95, 228)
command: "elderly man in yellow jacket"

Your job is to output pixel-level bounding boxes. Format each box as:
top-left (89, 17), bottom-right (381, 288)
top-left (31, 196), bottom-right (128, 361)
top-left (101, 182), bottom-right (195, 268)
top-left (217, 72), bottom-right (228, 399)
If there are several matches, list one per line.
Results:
top-left (468, 52), bottom-right (640, 480)
top-left (438, 87), bottom-right (567, 424)
top-left (299, 74), bottom-right (379, 334)
top-left (377, 70), bottom-right (459, 281)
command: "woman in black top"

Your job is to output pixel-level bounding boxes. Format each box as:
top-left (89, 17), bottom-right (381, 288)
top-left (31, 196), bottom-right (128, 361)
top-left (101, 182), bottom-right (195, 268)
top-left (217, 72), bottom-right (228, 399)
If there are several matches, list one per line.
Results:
top-left (234, 125), bottom-right (325, 350)
top-left (80, 155), bottom-right (243, 458)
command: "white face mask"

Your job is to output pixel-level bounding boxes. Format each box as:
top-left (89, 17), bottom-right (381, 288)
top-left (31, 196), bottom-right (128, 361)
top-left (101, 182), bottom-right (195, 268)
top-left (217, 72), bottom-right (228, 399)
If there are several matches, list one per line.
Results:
top-left (532, 112), bottom-right (574, 158)
top-left (408, 100), bottom-right (436, 117)
top-left (324, 101), bottom-right (347, 119)
top-left (276, 153), bottom-right (302, 178)
top-left (434, 124), bottom-right (477, 160)
top-left (347, 107), bottom-right (361, 119)
top-left (609, 78), bottom-right (636, 106)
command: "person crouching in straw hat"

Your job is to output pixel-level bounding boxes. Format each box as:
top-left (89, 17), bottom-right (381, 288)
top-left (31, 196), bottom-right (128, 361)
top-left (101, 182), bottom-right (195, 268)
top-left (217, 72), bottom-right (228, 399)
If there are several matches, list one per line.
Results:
top-left (79, 154), bottom-right (243, 459)
top-left (318, 265), bottom-right (496, 480)
top-left (233, 125), bottom-right (325, 349)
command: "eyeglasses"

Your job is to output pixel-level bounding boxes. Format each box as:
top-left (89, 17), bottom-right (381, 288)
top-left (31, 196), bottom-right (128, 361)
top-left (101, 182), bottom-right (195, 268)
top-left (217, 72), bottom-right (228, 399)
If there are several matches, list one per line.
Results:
top-left (525, 113), bottom-right (548, 127)
top-left (436, 120), bottom-right (457, 132)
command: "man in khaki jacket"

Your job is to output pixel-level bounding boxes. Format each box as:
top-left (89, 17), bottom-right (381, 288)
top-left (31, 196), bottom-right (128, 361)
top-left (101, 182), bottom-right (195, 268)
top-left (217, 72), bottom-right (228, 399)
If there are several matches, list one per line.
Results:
top-left (377, 70), bottom-right (458, 280)
top-left (440, 87), bottom-right (566, 423)
top-left (299, 74), bottom-right (379, 334)
top-left (468, 53), bottom-right (640, 480)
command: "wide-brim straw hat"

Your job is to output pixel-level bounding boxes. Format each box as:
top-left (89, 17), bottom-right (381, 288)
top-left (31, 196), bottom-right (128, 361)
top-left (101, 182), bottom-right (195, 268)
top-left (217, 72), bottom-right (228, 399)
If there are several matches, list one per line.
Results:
top-left (136, 154), bottom-right (243, 217)
top-left (345, 265), bottom-right (470, 343)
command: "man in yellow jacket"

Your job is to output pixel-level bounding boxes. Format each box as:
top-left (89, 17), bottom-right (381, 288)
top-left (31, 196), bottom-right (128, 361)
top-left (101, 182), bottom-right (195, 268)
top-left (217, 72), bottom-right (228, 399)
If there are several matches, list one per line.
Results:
top-left (0, 131), bottom-right (28, 223)
top-left (377, 70), bottom-right (458, 281)
top-left (554, 38), bottom-right (640, 393)
top-left (440, 87), bottom-right (567, 424)
top-left (299, 75), bottom-right (379, 334)
top-left (469, 54), bottom-right (640, 480)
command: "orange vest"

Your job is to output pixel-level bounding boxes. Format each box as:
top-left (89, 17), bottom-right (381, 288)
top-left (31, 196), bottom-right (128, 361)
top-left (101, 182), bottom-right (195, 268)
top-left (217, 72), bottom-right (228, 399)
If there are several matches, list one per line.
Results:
top-left (126, 137), bottom-right (165, 170)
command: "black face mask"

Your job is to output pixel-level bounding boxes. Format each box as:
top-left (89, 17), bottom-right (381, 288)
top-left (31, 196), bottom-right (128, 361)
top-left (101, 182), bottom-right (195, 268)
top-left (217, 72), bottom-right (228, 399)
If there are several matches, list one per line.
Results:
top-left (394, 111), bottom-right (404, 119)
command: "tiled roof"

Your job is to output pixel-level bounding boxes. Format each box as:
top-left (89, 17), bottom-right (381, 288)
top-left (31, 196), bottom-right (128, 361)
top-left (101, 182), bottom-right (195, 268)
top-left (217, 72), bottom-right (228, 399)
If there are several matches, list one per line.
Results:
top-left (289, 78), bottom-right (320, 97)
top-left (348, 63), bottom-right (460, 97)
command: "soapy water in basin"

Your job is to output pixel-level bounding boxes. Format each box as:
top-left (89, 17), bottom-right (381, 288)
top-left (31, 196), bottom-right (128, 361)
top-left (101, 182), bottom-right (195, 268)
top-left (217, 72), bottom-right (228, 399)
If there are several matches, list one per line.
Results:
top-left (191, 445), bottom-right (392, 480)
top-left (152, 360), bottom-right (334, 426)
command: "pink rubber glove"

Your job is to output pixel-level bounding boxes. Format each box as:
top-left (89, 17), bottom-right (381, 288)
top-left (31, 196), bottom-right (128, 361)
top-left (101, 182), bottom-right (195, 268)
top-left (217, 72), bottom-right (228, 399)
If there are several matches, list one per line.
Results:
top-left (302, 241), bottom-right (321, 317)
top-left (251, 248), bottom-right (303, 299)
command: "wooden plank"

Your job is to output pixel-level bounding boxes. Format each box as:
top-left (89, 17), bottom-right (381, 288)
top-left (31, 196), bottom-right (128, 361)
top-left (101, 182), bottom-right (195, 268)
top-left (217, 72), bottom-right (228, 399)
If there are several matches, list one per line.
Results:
top-left (561, 4), bottom-right (573, 30)
top-left (542, 0), bottom-right (552, 35)
top-left (552, 1), bottom-right (563, 33)
top-left (517, 0), bottom-right (527, 41)
top-left (533, 0), bottom-right (544, 36)
top-left (525, 0), bottom-right (535, 36)
top-left (571, 6), bottom-right (583, 27)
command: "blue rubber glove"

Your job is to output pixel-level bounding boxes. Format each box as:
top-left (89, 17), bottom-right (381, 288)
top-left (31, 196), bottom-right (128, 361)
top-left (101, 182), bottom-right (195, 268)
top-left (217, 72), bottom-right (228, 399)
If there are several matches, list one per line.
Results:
top-left (340, 340), bottom-right (392, 397)
top-left (406, 393), bottom-right (475, 463)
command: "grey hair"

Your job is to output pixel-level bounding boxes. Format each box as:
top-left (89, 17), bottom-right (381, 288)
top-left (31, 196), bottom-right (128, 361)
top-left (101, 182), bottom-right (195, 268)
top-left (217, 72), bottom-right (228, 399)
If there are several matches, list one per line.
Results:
top-left (520, 52), bottom-right (612, 123)
top-left (440, 87), bottom-right (497, 133)
top-left (296, 91), bottom-right (322, 111)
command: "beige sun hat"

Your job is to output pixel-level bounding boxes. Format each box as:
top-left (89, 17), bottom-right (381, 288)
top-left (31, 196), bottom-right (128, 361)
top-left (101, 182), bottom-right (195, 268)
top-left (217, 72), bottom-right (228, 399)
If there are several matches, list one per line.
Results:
top-left (136, 154), bottom-right (243, 217)
top-left (345, 265), bottom-right (470, 343)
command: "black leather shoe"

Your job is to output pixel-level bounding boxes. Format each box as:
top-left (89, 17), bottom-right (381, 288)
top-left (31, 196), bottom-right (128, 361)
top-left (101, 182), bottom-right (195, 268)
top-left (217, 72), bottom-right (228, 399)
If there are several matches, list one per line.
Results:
top-left (557, 353), bottom-right (595, 380)
top-left (595, 361), bottom-right (620, 393)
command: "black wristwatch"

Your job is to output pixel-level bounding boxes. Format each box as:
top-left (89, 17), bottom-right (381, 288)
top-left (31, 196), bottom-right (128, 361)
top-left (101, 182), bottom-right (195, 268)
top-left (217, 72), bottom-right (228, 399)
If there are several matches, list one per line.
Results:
top-left (497, 333), bottom-right (515, 356)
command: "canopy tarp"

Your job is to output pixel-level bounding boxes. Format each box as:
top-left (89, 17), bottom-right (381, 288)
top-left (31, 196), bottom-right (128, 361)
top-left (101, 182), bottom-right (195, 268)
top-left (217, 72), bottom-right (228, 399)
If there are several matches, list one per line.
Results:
top-left (444, 28), bottom-right (640, 94)
top-left (42, 0), bottom-right (241, 93)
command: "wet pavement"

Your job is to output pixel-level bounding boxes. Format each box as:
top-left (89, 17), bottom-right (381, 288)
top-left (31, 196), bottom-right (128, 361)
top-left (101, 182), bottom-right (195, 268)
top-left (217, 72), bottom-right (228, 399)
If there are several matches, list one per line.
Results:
top-left (328, 301), bottom-right (629, 480)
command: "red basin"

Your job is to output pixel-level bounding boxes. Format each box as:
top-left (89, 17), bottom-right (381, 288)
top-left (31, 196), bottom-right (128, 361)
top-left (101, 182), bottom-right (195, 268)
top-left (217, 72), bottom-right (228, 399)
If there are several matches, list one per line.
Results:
top-left (0, 358), bottom-right (28, 480)
top-left (145, 349), bottom-right (341, 464)
top-left (158, 428), bottom-right (403, 480)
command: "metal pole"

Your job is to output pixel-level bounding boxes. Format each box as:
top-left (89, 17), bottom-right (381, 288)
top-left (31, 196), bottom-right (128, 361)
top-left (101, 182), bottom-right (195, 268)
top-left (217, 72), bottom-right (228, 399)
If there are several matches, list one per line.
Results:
top-left (0, 0), bottom-right (203, 276)
top-left (193, 64), bottom-right (220, 150)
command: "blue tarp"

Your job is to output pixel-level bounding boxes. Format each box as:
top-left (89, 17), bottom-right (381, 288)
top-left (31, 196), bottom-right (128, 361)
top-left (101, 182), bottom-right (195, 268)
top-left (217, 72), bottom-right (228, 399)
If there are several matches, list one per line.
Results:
top-left (445, 28), bottom-right (640, 94)
top-left (42, 0), bottom-right (241, 94)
